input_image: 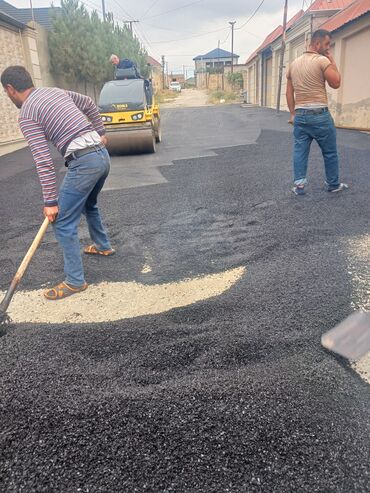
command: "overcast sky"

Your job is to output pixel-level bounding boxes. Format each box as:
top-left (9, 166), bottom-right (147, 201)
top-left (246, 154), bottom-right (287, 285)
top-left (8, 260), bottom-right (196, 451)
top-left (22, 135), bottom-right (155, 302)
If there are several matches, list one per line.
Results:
top-left (10, 0), bottom-right (306, 74)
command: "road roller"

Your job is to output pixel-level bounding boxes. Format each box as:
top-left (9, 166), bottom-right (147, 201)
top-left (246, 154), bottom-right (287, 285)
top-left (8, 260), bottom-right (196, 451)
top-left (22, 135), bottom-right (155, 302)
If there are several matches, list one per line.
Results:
top-left (98, 78), bottom-right (161, 155)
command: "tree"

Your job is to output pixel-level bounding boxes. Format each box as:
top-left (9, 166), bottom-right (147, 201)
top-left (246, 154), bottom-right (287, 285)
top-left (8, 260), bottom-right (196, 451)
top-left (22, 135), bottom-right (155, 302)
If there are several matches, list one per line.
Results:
top-left (48, 0), bottom-right (148, 92)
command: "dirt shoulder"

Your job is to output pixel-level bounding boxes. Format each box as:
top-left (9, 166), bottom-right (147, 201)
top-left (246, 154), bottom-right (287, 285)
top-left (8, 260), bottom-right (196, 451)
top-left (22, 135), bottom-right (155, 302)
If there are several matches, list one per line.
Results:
top-left (160, 88), bottom-right (209, 108)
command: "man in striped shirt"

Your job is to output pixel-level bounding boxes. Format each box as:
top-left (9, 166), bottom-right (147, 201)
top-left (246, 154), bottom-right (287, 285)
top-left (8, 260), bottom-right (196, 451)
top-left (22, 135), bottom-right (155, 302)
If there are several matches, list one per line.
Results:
top-left (1, 66), bottom-right (115, 300)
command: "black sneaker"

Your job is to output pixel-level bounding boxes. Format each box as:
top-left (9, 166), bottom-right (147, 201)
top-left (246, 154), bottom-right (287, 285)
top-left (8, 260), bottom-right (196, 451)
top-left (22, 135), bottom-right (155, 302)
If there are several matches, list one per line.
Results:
top-left (292, 185), bottom-right (305, 196)
top-left (327, 183), bottom-right (349, 193)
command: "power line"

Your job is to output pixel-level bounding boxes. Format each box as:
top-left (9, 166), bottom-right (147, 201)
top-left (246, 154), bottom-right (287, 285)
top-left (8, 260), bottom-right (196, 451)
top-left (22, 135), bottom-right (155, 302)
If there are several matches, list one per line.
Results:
top-left (141, 0), bottom-right (161, 20)
top-left (221, 30), bottom-right (231, 45)
top-left (108, 0), bottom-right (134, 20)
top-left (141, 21), bottom-right (224, 35)
top-left (81, 0), bottom-right (103, 14)
top-left (236, 0), bottom-right (265, 30)
top-left (145, 0), bottom-right (205, 20)
top-left (149, 26), bottom-right (229, 44)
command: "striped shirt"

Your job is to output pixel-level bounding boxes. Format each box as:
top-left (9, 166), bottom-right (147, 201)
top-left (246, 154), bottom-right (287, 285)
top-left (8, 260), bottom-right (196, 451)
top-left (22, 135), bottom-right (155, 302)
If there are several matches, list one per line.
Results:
top-left (19, 88), bottom-right (106, 206)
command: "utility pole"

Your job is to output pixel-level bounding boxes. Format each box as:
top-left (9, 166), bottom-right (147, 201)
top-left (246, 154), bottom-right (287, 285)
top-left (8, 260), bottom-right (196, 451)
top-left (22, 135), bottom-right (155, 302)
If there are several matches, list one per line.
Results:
top-left (217, 39), bottom-right (220, 89)
top-left (229, 21), bottom-right (236, 73)
top-left (123, 20), bottom-right (139, 33)
top-left (29, 0), bottom-right (35, 21)
top-left (276, 0), bottom-right (288, 113)
top-left (162, 55), bottom-right (165, 89)
top-left (102, 0), bottom-right (106, 21)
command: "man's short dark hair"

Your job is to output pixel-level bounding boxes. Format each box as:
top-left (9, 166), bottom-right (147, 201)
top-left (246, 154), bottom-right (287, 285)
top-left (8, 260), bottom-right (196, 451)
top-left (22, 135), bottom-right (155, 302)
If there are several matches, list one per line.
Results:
top-left (1, 66), bottom-right (34, 91)
top-left (311, 29), bottom-right (332, 43)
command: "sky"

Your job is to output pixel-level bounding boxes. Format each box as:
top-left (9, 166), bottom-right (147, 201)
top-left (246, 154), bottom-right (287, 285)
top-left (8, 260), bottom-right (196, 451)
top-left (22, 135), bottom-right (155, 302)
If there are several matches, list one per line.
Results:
top-left (9, 0), bottom-right (308, 75)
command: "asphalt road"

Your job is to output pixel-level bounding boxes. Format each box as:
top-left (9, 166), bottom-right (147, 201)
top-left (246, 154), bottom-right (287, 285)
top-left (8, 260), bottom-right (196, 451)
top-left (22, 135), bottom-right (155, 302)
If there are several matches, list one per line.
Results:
top-left (0, 104), bottom-right (369, 492)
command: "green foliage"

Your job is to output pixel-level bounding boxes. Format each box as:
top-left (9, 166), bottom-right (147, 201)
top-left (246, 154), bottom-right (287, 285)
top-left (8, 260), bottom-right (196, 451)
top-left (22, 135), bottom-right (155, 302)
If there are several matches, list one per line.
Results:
top-left (208, 90), bottom-right (237, 104)
top-left (226, 72), bottom-right (244, 89)
top-left (48, 0), bottom-right (148, 87)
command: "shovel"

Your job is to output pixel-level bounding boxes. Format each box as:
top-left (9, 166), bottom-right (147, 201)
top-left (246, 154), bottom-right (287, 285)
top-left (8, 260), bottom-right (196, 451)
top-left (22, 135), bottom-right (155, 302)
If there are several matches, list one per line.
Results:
top-left (0, 217), bottom-right (49, 333)
top-left (321, 311), bottom-right (370, 360)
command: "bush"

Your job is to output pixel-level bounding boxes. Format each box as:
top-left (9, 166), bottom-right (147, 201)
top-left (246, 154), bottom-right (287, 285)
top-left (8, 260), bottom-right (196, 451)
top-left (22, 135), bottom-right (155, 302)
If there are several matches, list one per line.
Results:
top-left (226, 72), bottom-right (244, 89)
top-left (155, 89), bottom-right (180, 104)
top-left (208, 90), bottom-right (237, 104)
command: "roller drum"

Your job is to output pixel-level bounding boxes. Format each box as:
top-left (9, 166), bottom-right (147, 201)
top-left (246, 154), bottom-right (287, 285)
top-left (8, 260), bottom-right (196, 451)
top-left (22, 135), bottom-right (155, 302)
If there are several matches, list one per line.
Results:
top-left (106, 128), bottom-right (156, 155)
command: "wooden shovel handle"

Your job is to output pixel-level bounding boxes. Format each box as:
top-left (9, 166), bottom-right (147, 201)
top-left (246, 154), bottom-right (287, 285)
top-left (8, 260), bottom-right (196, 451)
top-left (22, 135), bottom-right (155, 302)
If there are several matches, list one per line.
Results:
top-left (14, 217), bottom-right (50, 283)
top-left (0, 217), bottom-right (50, 315)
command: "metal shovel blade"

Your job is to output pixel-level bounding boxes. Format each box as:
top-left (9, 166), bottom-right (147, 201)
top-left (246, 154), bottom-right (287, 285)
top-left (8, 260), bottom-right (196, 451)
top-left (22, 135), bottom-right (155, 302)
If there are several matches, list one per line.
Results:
top-left (321, 311), bottom-right (370, 360)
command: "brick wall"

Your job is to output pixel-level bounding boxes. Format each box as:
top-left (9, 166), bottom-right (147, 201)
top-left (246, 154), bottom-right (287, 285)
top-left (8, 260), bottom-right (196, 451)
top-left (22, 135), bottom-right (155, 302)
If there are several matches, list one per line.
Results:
top-left (0, 24), bottom-right (26, 146)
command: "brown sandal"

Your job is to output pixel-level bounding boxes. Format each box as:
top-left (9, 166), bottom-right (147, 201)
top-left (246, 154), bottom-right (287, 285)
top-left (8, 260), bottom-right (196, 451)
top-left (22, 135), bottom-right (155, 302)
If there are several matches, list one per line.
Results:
top-left (44, 282), bottom-right (88, 300)
top-left (84, 245), bottom-right (116, 256)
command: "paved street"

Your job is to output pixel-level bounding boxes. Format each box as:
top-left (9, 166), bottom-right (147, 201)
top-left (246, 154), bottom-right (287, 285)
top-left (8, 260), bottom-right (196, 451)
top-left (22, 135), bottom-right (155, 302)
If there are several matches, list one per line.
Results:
top-left (0, 103), bottom-right (369, 492)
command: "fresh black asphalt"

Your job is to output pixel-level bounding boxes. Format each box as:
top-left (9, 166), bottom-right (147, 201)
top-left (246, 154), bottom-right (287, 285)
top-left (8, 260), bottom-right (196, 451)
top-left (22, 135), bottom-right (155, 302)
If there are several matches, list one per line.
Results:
top-left (0, 105), bottom-right (369, 492)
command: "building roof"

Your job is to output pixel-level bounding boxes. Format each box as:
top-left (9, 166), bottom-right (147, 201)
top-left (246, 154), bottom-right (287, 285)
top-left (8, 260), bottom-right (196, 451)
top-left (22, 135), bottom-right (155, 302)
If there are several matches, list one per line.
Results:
top-left (0, 0), bottom-right (17, 17)
top-left (147, 55), bottom-right (162, 67)
top-left (307, 0), bottom-right (354, 11)
top-left (244, 0), bottom-right (356, 64)
top-left (0, 0), bottom-right (59, 30)
top-left (246, 10), bottom-right (304, 63)
top-left (0, 9), bottom-right (26, 29)
top-left (0, 1), bottom-right (27, 29)
top-left (193, 48), bottom-right (240, 61)
top-left (320, 0), bottom-right (370, 32)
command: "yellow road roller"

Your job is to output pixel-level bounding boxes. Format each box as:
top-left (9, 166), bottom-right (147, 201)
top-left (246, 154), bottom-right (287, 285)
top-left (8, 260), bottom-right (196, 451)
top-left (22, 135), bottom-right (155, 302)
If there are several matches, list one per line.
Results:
top-left (99, 78), bottom-right (161, 155)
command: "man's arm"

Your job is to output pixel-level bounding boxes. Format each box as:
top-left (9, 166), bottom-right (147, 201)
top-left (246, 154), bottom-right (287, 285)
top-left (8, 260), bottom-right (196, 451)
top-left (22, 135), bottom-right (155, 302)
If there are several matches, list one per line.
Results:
top-left (323, 52), bottom-right (341, 89)
top-left (19, 118), bottom-right (58, 222)
top-left (66, 91), bottom-right (106, 136)
top-left (286, 77), bottom-right (295, 122)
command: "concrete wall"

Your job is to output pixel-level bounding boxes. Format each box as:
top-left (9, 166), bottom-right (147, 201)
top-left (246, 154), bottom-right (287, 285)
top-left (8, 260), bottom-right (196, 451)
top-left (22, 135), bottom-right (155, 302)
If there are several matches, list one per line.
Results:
top-left (224, 64), bottom-right (248, 93)
top-left (0, 21), bottom-right (29, 152)
top-left (196, 72), bottom-right (225, 91)
top-left (150, 66), bottom-right (162, 93)
top-left (196, 65), bottom-right (247, 93)
top-left (329, 15), bottom-right (370, 128)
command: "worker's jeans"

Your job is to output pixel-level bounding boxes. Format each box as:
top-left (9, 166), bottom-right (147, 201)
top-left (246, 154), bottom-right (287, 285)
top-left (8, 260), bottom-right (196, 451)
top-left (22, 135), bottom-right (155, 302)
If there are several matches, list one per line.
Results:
top-left (293, 109), bottom-right (340, 188)
top-left (53, 147), bottom-right (112, 287)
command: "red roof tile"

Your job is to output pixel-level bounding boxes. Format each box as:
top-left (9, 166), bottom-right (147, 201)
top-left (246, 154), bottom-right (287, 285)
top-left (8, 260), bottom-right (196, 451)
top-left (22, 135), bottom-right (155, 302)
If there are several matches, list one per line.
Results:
top-left (308, 0), bottom-right (354, 11)
top-left (320, 0), bottom-right (370, 31)
top-left (147, 55), bottom-right (161, 67)
top-left (246, 49), bottom-right (259, 63)
top-left (245, 10), bottom-right (304, 63)
top-left (286, 9), bottom-right (305, 28)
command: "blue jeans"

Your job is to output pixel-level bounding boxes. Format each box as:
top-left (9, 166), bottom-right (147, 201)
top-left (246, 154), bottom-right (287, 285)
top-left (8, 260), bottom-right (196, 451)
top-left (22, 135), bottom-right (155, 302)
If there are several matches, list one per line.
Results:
top-left (293, 109), bottom-right (340, 188)
top-left (53, 147), bottom-right (112, 286)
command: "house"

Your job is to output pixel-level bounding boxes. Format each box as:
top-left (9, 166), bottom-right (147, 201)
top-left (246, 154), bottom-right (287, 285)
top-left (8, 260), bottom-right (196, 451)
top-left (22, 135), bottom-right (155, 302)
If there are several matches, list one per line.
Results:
top-left (0, 0), bottom-right (59, 30)
top-left (193, 48), bottom-right (240, 75)
top-left (194, 48), bottom-right (240, 90)
top-left (147, 55), bottom-right (163, 93)
top-left (244, 0), bottom-right (356, 113)
top-left (169, 73), bottom-right (185, 86)
top-left (0, 0), bottom-right (60, 31)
